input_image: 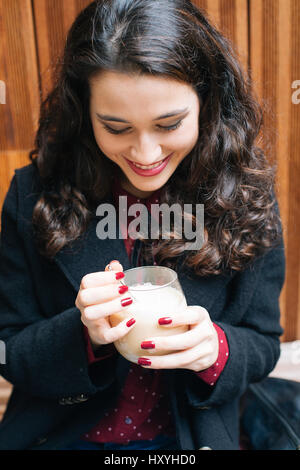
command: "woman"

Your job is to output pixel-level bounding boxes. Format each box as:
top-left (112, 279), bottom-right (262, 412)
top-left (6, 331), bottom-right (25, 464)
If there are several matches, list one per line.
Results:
top-left (0, 0), bottom-right (285, 450)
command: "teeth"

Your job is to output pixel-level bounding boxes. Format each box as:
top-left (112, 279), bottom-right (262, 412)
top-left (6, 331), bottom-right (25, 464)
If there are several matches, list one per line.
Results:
top-left (132, 158), bottom-right (165, 170)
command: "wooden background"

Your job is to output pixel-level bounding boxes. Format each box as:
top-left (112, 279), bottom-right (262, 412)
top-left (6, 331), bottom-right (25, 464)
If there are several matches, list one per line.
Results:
top-left (0, 0), bottom-right (299, 419)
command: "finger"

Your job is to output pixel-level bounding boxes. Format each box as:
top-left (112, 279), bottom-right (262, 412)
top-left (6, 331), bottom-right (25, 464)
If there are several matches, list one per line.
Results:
top-left (77, 282), bottom-right (129, 307)
top-left (83, 294), bottom-right (134, 320)
top-left (142, 314), bottom-right (216, 352)
top-left (141, 324), bottom-right (208, 353)
top-left (105, 260), bottom-right (123, 273)
top-left (99, 316), bottom-right (137, 344)
top-left (138, 341), bottom-right (214, 370)
top-left (157, 306), bottom-right (208, 328)
top-left (80, 270), bottom-right (125, 289)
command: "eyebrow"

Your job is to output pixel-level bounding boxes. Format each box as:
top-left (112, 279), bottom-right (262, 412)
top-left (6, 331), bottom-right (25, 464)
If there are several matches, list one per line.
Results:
top-left (96, 107), bottom-right (190, 123)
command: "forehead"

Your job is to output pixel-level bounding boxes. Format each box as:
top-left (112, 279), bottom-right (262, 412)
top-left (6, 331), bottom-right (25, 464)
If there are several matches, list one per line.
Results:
top-left (89, 71), bottom-right (198, 117)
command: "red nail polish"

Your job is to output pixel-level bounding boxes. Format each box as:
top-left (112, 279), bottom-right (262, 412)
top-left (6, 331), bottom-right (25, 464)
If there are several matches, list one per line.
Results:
top-left (141, 341), bottom-right (155, 349)
top-left (121, 297), bottom-right (133, 307)
top-left (126, 318), bottom-right (136, 327)
top-left (118, 285), bottom-right (129, 294)
top-left (158, 317), bottom-right (172, 325)
top-left (115, 272), bottom-right (125, 280)
top-left (138, 358), bottom-right (151, 366)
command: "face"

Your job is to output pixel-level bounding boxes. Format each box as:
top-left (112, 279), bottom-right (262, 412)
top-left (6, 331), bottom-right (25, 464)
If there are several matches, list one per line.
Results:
top-left (89, 71), bottom-right (200, 198)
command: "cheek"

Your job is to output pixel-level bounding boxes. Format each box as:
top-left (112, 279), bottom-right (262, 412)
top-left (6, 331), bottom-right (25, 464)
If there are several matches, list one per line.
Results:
top-left (92, 124), bottom-right (121, 159)
top-left (175, 126), bottom-right (199, 152)
top-left (187, 119), bottom-right (199, 148)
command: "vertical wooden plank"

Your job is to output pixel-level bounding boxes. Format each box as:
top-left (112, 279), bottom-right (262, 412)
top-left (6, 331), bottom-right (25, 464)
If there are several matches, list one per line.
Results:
top-left (19, 0), bottom-right (41, 133)
top-left (263, 0), bottom-right (278, 162)
top-left (276, 0), bottom-right (300, 341)
top-left (234, 0), bottom-right (249, 74)
top-left (276, 0), bottom-right (291, 338)
top-left (219, 0), bottom-right (236, 45)
top-left (193, 0), bottom-right (249, 74)
top-left (249, 0), bottom-right (263, 98)
top-left (250, 0), bottom-right (279, 164)
top-left (276, 0), bottom-right (291, 240)
top-left (250, 0), bottom-right (300, 341)
top-left (0, 0), bottom-right (92, 207)
top-left (288, 0), bottom-right (300, 340)
top-left (0, 0), bottom-right (40, 150)
top-left (31, 0), bottom-right (52, 98)
top-left (33, 0), bottom-right (92, 100)
top-left (205, 0), bottom-right (221, 29)
top-left (195, 0), bottom-right (208, 12)
top-left (0, 0), bottom-right (40, 210)
top-left (33, 0), bottom-right (65, 98)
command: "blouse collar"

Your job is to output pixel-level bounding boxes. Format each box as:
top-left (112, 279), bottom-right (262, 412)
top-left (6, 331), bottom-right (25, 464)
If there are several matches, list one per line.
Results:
top-left (112, 175), bottom-right (162, 211)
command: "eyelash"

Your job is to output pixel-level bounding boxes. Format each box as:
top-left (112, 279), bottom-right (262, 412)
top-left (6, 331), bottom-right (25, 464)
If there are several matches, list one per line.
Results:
top-left (101, 120), bottom-right (183, 135)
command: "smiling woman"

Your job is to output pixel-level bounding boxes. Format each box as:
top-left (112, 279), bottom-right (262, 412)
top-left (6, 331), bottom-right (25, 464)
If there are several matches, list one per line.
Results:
top-left (28, 0), bottom-right (281, 277)
top-left (0, 0), bottom-right (285, 452)
top-left (88, 72), bottom-right (200, 198)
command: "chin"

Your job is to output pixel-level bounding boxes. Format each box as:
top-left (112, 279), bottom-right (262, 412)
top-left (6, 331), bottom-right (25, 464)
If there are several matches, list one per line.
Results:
top-left (131, 178), bottom-right (166, 191)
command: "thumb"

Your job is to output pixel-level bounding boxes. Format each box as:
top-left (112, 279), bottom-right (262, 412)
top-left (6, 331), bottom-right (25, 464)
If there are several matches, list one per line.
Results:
top-left (105, 260), bottom-right (124, 272)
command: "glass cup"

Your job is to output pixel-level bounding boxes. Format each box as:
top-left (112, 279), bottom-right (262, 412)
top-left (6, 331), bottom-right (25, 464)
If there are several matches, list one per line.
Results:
top-left (109, 266), bottom-right (188, 364)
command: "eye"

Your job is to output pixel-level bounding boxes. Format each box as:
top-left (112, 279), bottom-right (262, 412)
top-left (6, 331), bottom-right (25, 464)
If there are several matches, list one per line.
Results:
top-left (159, 120), bottom-right (183, 132)
top-left (101, 120), bottom-right (183, 135)
top-left (101, 125), bottom-right (130, 135)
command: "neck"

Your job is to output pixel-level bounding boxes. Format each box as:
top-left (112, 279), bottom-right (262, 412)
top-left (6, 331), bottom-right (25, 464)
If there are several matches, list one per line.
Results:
top-left (120, 176), bottom-right (155, 199)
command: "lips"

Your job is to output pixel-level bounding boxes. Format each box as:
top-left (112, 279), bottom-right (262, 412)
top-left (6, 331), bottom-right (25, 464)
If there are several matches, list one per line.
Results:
top-left (124, 153), bottom-right (173, 177)
top-left (130, 157), bottom-right (167, 170)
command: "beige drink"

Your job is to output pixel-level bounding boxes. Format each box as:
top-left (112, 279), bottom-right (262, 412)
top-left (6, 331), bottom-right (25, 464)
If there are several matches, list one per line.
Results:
top-left (110, 280), bottom-right (188, 364)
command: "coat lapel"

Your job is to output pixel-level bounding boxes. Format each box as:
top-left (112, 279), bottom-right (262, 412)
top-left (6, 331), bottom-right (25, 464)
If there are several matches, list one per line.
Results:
top-left (53, 215), bottom-right (131, 293)
top-left (178, 267), bottom-right (232, 315)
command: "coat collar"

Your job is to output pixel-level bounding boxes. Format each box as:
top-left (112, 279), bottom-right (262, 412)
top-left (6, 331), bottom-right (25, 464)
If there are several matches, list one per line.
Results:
top-left (54, 212), bottom-right (131, 293)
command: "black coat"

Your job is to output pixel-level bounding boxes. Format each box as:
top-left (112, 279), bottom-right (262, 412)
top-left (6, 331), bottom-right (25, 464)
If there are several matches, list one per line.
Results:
top-left (0, 163), bottom-right (285, 450)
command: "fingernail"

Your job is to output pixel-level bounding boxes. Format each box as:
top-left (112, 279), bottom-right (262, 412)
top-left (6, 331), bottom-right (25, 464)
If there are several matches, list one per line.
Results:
top-left (115, 272), bottom-right (125, 280)
top-left (158, 317), bottom-right (172, 325)
top-left (141, 341), bottom-right (155, 349)
top-left (121, 297), bottom-right (133, 307)
top-left (118, 285), bottom-right (129, 294)
top-left (126, 318), bottom-right (136, 327)
top-left (110, 260), bottom-right (119, 263)
top-left (138, 358), bottom-right (151, 366)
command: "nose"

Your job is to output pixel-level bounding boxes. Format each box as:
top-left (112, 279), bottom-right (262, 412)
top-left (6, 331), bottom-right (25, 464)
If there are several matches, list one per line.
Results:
top-left (130, 132), bottom-right (163, 165)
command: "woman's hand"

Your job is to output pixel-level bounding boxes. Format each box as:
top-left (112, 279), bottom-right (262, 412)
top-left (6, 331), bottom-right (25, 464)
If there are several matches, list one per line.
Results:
top-left (75, 260), bottom-right (136, 350)
top-left (138, 306), bottom-right (219, 372)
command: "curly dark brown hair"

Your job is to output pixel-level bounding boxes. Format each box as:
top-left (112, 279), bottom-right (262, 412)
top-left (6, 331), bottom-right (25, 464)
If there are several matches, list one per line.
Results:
top-left (29, 0), bottom-right (283, 276)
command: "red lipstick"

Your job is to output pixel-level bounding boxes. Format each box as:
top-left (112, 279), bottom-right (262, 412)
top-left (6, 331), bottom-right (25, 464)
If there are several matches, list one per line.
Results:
top-left (124, 153), bottom-right (173, 177)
